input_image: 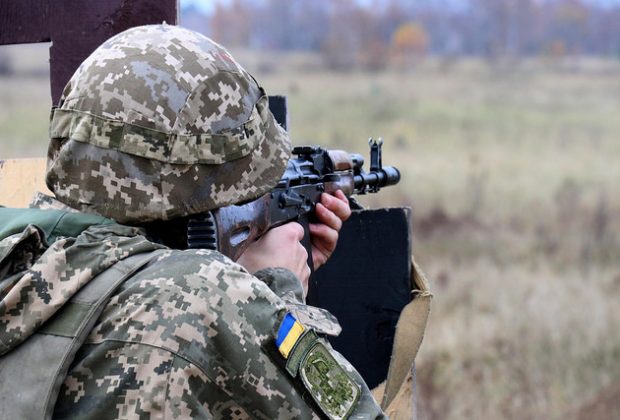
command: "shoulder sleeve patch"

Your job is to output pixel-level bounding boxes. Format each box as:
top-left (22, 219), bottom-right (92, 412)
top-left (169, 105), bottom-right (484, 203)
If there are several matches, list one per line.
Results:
top-left (299, 341), bottom-right (361, 420)
top-left (285, 303), bottom-right (342, 337)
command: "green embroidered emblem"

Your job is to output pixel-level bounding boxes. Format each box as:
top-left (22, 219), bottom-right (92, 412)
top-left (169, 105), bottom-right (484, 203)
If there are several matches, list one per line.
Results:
top-left (286, 329), bottom-right (319, 376)
top-left (299, 341), bottom-right (361, 419)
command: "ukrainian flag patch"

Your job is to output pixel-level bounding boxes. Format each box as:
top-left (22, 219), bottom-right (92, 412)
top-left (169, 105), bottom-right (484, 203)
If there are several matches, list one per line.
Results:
top-left (276, 313), bottom-right (305, 358)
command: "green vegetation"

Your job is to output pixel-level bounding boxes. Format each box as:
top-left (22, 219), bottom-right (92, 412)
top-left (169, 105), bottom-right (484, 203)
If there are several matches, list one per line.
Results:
top-left (1, 50), bottom-right (619, 419)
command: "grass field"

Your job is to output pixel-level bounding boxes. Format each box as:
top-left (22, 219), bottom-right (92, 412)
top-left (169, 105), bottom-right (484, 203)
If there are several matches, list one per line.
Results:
top-left (252, 55), bottom-right (620, 419)
top-left (1, 46), bottom-right (619, 419)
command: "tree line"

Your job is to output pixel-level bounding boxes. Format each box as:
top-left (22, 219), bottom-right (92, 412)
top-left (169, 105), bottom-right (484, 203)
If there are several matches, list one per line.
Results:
top-left (182, 0), bottom-right (620, 69)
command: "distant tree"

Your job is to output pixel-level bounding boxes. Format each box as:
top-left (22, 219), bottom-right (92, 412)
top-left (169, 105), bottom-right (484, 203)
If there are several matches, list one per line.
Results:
top-left (392, 22), bottom-right (429, 55)
top-left (553, 0), bottom-right (589, 54)
top-left (321, 0), bottom-right (387, 71)
top-left (359, 39), bottom-right (390, 72)
top-left (210, 0), bottom-right (252, 47)
top-left (354, 5), bottom-right (390, 71)
top-left (545, 39), bottom-right (567, 59)
top-left (293, 0), bottom-right (330, 50)
top-left (198, 0), bottom-right (620, 60)
top-left (255, 0), bottom-right (294, 49)
top-left (321, 5), bottom-right (358, 71)
top-left (391, 22), bottom-right (429, 70)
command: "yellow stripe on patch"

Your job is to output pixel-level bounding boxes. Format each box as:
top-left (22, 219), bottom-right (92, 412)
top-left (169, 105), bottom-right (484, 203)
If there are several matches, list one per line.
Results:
top-left (279, 321), bottom-right (305, 358)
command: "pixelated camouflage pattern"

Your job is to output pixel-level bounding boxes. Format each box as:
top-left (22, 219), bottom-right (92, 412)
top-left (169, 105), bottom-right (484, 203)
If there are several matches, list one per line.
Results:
top-left (287, 303), bottom-right (343, 337)
top-left (46, 24), bottom-right (291, 223)
top-left (52, 248), bottom-right (385, 419)
top-left (0, 226), bottom-right (47, 293)
top-left (0, 222), bottom-right (162, 355)
top-left (254, 268), bottom-right (342, 336)
top-left (29, 191), bottom-right (76, 212)
top-left (1, 205), bottom-right (385, 418)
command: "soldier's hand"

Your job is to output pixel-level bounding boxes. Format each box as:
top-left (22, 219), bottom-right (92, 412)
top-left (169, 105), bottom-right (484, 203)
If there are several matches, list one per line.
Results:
top-left (237, 222), bottom-right (311, 290)
top-left (309, 190), bottom-right (351, 270)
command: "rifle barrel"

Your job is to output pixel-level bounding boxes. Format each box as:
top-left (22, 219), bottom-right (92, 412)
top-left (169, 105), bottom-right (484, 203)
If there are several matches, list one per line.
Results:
top-left (354, 166), bottom-right (400, 193)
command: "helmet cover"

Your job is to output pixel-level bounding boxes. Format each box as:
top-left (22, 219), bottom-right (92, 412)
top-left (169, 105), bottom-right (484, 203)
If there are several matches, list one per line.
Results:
top-left (46, 24), bottom-right (291, 223)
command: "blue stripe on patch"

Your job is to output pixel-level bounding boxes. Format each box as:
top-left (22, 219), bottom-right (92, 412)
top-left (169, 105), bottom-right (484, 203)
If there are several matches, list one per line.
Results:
top-left (276, 313), bottom-right (297, 347)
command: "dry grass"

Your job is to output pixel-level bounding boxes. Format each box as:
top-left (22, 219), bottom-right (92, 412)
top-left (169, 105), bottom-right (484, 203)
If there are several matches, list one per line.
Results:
top-left (249, 54), bottom-right (620, 419)
top-left (417, 258), bottom-right (620, 419)
top-left (1, 46), bottom-right (619, 419)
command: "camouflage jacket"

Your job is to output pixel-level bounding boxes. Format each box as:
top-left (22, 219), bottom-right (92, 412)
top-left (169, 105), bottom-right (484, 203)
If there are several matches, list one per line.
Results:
top-left (0, 202), bottom-right (385, 419)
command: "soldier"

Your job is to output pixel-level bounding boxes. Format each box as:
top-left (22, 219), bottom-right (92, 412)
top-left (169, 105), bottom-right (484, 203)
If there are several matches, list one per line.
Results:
top-left (0, 25), bottom-right (387, 418)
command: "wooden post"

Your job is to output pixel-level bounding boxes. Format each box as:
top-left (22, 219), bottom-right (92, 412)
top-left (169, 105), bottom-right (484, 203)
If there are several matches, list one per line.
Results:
top-left (0, 0), bottom-right (178, 104)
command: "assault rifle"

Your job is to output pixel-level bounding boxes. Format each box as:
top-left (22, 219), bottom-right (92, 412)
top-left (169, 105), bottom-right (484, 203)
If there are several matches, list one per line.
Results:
top-left (187, 139), bottom-right (400, 271)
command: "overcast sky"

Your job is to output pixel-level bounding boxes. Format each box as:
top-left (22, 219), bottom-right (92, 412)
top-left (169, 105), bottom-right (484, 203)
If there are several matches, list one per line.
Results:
top-left (182, 0), bottom-right (620, 14)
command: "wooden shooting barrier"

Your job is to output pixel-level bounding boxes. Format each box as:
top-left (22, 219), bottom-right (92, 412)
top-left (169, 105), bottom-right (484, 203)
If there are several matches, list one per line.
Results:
top-left (1, 1), bottom-right (428, 417)
top-left (0, 158), bottom-right (50, 208)
top-left (0, 0), bottom-right (178, 104)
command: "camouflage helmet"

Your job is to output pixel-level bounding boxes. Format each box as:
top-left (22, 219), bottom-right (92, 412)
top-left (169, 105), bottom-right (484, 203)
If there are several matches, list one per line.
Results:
top-left (46, 24), bottom-right (291, 223)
